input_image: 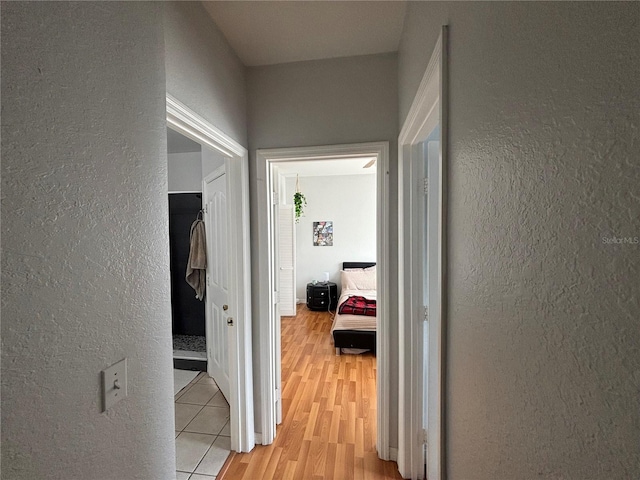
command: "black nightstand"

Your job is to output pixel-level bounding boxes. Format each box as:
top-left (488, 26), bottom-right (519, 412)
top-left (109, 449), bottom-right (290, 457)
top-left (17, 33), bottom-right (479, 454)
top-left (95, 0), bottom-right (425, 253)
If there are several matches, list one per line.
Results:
top-left (306, 282), bottom-right (338, 311)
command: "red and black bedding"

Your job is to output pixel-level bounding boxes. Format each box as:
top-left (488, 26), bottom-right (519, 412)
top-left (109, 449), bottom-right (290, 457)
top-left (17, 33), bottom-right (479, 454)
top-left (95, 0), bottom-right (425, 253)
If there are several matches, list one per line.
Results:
top-left (338, 296), bottom-right (377, 317)
top-left (331, 262), bottom-right (377, 354)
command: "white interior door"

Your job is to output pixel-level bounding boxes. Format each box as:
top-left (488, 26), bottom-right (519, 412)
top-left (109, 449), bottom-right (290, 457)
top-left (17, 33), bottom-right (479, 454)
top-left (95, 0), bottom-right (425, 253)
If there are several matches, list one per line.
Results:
top-left (278, 205), bottom-right (296, 316)
top-left (203, 165), bottom-right (231, 401)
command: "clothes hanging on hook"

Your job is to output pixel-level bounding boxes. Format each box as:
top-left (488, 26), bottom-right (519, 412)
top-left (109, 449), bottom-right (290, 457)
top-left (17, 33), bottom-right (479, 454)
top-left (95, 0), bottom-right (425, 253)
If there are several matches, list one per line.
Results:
top-left (186, 213), bottom-right (206, 301)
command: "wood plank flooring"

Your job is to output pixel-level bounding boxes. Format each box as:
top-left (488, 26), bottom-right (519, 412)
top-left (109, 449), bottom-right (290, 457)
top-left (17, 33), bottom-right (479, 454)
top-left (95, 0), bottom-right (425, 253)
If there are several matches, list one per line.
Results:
top-left (219, 305), bottom-right (402, 480)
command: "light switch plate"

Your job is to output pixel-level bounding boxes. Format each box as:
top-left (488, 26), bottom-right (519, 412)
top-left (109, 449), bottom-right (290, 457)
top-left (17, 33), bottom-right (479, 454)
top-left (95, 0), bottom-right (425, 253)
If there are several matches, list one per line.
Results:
top-left (102, 358), bottom-right (127, 412)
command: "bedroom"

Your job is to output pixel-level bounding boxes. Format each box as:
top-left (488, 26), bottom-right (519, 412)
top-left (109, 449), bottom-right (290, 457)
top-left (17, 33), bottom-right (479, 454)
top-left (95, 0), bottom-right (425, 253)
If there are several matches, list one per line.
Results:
top-left (278, 159), bottom-right (376, 318)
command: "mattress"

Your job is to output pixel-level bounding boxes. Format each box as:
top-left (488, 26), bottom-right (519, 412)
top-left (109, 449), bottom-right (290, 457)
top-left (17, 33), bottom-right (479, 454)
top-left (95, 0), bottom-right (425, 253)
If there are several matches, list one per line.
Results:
top-left (331, 288), bottom-right (377, 333)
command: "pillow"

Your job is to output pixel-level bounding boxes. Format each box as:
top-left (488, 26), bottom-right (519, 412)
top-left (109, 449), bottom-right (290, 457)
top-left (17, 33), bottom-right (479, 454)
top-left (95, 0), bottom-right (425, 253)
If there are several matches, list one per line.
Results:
top-left (341, 269), bottom-right (376, 291)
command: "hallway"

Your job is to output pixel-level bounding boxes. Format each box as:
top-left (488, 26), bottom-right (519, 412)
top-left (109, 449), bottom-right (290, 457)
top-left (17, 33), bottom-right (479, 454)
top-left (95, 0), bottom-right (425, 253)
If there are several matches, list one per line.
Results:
top-left (219, 305), bottom-right (401, 479)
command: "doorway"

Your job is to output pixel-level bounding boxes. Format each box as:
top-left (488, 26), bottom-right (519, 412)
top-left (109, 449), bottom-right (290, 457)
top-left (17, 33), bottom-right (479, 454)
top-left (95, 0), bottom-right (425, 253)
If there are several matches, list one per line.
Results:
top-left (166, 128), bottom-right (208, 368)
top-left (166, 94), bottom-right (255, 455)
top-left (255, 142), bottom-right (392, 459)
top-left (274, 156), bottom-right (378, 418)
top-left (397, 27), bottom-right (448, 480)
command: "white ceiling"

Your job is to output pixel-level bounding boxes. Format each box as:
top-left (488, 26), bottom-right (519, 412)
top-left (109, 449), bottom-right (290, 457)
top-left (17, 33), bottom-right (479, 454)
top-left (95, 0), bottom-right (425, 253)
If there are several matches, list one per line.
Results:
top-left (275, 158), bottom-right (376, 178)
top-left (202, 1), bottom-right (408, 67)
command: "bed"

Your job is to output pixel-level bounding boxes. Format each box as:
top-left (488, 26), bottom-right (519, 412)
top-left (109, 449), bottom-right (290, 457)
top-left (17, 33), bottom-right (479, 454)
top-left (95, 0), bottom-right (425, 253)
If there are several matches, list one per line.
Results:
top-left (331, 262), bottom-right (377, 355)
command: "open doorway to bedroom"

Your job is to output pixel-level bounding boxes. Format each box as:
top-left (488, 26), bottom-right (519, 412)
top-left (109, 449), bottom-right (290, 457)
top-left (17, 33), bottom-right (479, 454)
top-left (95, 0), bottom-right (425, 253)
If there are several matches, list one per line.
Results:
top-left (274, 157), bottom-right (382, 477)
top-left (223, 142), bottom-right (398, 479)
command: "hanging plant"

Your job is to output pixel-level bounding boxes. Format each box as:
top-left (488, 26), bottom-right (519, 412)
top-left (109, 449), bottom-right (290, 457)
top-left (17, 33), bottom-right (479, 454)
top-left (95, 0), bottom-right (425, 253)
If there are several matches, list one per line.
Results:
top-left (293, 192), bottom-right (306, 222)
top-left (293, 175), bottom-right (307, 223)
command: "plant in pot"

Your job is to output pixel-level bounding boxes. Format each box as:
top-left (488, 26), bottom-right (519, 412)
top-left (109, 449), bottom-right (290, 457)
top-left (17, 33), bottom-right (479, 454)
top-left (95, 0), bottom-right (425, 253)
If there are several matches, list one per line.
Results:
top-left (293, 175), bottom-right (306, 223)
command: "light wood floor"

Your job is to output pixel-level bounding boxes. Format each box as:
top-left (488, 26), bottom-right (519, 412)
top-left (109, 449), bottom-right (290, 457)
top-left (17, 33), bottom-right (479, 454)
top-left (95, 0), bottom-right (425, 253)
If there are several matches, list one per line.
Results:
top-left (219, 305), bottom-right (402, 480)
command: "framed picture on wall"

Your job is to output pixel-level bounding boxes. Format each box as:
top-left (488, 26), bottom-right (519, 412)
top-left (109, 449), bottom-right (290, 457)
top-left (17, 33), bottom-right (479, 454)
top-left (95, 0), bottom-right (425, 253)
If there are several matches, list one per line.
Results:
top-left (313, 221), bottom-right (333, 246)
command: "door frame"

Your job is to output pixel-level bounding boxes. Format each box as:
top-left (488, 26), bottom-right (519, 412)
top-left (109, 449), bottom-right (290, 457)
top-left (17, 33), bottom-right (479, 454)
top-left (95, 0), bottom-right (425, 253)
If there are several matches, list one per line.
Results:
top-left (167, 94), bottom-right (255, 453)
top-left (255, 142), bottom-right (391, 459)
top-left (397, 27), bottom-right (448, 479)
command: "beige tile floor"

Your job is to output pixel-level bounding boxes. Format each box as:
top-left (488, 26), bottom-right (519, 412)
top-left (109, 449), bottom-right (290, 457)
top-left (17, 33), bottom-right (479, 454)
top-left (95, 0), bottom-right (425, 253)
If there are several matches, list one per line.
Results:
top-left (174, 371), bottom-right (231, 479)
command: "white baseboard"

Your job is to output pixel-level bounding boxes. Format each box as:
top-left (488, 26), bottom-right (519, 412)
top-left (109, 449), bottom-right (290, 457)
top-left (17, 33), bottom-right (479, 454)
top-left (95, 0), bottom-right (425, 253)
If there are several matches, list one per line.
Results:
top-left (254, 432), bottom-right (263, 445)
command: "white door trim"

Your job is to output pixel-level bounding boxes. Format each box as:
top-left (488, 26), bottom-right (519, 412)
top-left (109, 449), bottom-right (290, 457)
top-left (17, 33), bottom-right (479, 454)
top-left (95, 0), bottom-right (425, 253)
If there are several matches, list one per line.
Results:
top-left (167, 94), bottom-right (255, 453)
top-left (255, 142), bottom-right (391, 459)
top-left (397, 27), bottom-right (448, 480)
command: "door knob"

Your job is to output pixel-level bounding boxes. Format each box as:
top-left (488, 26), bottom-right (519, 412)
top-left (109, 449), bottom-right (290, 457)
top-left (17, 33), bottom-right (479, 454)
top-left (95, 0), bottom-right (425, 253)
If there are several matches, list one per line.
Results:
top-left (223, 304), bottom-right (229, 311)
top-left (227, 317), bottom-right (234, 326)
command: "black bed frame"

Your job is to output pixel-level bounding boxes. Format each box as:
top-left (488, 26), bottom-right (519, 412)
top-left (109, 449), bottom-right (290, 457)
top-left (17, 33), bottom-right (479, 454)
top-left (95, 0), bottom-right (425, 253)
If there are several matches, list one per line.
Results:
top-left (333, 262), bottom-right (377, 354)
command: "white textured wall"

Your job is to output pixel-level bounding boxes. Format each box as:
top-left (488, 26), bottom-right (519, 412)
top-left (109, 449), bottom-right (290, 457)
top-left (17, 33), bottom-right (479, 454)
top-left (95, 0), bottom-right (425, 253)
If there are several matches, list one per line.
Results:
top-left (399, 2), bottom-right (640, 479)
top-left (168, 152), bottom-right (203, 192)
top-left (164, 1), bottom-right (248, 147)
top-left (247, 53), bottom-right (399, 440)
top-left (1, 3), bottom-right (175, 479)
top-left (284, 175), bottom-right (376, 300)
